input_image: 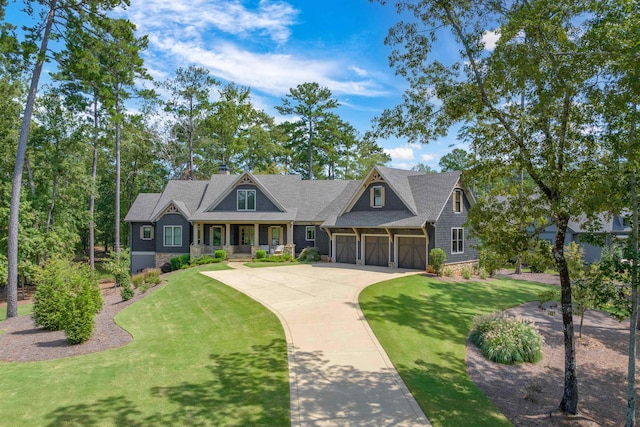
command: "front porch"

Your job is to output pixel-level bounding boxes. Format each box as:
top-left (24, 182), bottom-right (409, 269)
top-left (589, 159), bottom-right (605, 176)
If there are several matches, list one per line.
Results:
top-left (190, 221), bottom-right (296, 259)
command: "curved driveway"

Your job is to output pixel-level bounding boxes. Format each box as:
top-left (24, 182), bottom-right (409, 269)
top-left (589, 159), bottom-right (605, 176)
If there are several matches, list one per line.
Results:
top-left (202, 263), bottom-right (430, 427)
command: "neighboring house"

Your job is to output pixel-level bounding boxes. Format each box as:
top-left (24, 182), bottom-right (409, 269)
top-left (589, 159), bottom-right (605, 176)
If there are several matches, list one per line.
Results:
top-left (124, 165), bottom-right (479, 273)
top-left (539, 213), bottom-right (631, 263)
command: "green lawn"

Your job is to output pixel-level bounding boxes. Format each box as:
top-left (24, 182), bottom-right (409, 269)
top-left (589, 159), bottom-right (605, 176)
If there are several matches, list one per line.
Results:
top-left (0, 303), bottom-right (33, 321)
top-left (360, 275), bottom-right (552, 427)
top-left (0, 264), bottom-right (290, 426)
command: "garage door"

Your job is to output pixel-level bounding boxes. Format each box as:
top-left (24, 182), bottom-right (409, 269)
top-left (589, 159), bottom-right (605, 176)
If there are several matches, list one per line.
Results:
top-left (397, 237), bottom-right (426, 270)
top-left (364, 236), bottom-right (388, 267)
top-left (335, 235), bottom-right (357, 264)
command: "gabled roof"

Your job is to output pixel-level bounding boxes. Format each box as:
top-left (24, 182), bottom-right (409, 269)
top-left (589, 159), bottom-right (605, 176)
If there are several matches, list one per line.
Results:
top-left (124, 193), bottom-right (161, 222)
top-left (202, 171), bottom-right (288, 213)
top-left (148, 180), bottom-right (209, 221)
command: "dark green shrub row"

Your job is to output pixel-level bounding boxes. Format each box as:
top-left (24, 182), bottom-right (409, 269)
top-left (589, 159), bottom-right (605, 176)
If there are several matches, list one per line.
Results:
top-left (297, 247), bottom-right (321, 262)
top-left (214, 250), bottom-right (227, 260)
top-left (258, 253), bottom-right (294, 263)
top-left (469, 312), bottom-right (544, 365)
top-left (255, 249), bottom-right (267, 259)
top-left (32, 258), bottom-right (103, 344)
top-left (170, 254), bottom-right (191, 271)
top-left (190, 256), bottom-right (223, 266)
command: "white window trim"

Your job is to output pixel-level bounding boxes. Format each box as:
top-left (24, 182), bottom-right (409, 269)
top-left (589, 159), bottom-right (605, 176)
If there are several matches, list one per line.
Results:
top-left (453, 189), bottom-right (463, 214)
top-left (372, 186), bottom-right (384, 208)
top-left (140, 225), bottom-right (154, 240)
top-left (306, 226), bottom-right (316, 241)
top-left (451, 227), bottom-right (464, 254)
top-left (237, 189), bottom-right (257, 211)
top-left (164, 225), bottom-right (182, 247)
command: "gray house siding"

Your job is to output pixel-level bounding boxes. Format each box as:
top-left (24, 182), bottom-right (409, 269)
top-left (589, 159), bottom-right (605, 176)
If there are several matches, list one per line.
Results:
top-left (130, 222), bottom-right (156, 252)
top-left (293, 225), bottom-right (329, 254)
top-left (131, 253), bottom-right (155, 274)
top-left (155, 214), bottom-right (191, 254)
top-left (351, 182), bottom-right (411, 212)
top-left (212, 184), bottom-right (281, 212)
top-left (433, 190), bottom-right (479, 264)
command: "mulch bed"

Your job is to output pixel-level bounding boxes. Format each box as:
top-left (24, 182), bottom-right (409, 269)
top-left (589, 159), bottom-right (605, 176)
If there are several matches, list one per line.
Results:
top-left (0, 281), bottom-right (165, 362)
top-left (468, 271), bottom-right (638, 426)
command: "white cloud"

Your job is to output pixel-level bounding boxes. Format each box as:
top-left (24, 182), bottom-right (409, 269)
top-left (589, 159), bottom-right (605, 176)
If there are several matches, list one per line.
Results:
top-left (125, 0), bottom-right (299, 44)
top-left (420, 154), bottom-right (436, 162)
top-left (482, 30), bottom-right (500, 51)
top-left (349, 65), bottom-right (369, 77)
top-left (384, 146), bottom-right (414, 161)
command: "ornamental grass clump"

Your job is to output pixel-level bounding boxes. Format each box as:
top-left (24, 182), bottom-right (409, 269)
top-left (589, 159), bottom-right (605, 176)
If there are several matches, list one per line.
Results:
top-left (469, 312), bottom-right (544, 365)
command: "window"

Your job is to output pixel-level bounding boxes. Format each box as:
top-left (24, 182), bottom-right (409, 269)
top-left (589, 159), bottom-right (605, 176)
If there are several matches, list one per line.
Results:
top-left (212, 226), bottom-right (223, 246)
top-left (371, 186), bottom-right (384, 208)
top-left (452, 228), bottom-right (464, 254)
top-left (164, 226), bottom-right (182, 247)
top-left (237, 189), bottom-right (256, 211)
top-left (240, 226), bottom-right (255, 245)
top-left (140, 225), bottom-right (153, 240)
top-left (271, 227), bottom-right (281, 246)
top-left (306, 226), bottom-right (315, 241)
top-left (453, 189), bottom-right (463, 213)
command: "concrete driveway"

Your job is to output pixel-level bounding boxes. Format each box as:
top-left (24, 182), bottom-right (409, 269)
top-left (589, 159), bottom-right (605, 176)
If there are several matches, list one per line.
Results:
top-left (202, 263), bottom-right (430, 427)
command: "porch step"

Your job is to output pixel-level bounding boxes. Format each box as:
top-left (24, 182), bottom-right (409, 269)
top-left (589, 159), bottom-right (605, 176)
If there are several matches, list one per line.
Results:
top-left (227, 254), bottom-right (253, 262)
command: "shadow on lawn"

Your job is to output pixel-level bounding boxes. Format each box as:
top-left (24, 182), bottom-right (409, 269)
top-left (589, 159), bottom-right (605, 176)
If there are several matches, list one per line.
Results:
top-left (45, 339), bottom-right (289, 427)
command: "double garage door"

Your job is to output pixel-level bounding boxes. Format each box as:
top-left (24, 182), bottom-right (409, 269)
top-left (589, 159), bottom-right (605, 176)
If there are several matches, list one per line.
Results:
top-left (335, 234), bottom-right (427, 271)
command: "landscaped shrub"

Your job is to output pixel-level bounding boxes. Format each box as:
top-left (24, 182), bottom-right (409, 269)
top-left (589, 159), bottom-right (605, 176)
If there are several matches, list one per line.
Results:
top-left (429, 248), bottom-right (447, 276)
top-left (104, 249), bottom-right (131, 287)
top-left (131, 273), bottom-right (145, 288)
top-left (120, 285), bottom-right (135, 301)
top-left (65, 279), bottom-right (103, 345)
top-left (461, 265), bottom-right (472, 280)
top-left (144, 268), bottom-right (161, 280)
top-left (469, 312), bottom-right (544, 365)
top-left (160, 262), bottom-right (171, 274)
top-left (255, 249), bottom-right (267, 260)
top-left (214, 250), bottom-right (227, 260)
top-left (537, 288), bottom-right (560, 310)
top-left (479, 247), bottom-right (506, 277)
top-left (525, 240), bottom-right (554, 273)
top-left (139, 283), bottom-right (150, 293)
top-left (478, 267), bottom-right (489, 280)
top-left (32, 258), bottom-right (103, 344)
top-left (443, 267), bottom-right (454, 277)
top-left (297, 247), bottom-right (321, 262)
top-left (260, 253), bottom-right (294, 263)
top-left (191, 255), bottom-right (219, 266)
top-left (145, 275), bottom-right (161, 286)
top-left (170, 254), bottom-right (191, 271)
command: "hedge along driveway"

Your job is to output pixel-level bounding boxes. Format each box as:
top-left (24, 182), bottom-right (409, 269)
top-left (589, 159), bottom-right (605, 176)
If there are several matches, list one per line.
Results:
top-left (0, 265), bottom-right (290, 426)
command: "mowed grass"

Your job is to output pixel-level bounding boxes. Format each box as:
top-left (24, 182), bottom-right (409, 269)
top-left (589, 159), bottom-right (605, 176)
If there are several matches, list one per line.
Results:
top-left (0, 303), bottom-right (33, 321)
top-left (359, 275), bottom-right (552, 427)
top-left (0, 264), bottom-right (290, 426)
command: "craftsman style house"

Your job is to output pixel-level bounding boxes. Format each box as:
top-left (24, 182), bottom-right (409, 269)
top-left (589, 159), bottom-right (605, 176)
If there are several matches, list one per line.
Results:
top-left (125, 165), bottom-right (479, 273)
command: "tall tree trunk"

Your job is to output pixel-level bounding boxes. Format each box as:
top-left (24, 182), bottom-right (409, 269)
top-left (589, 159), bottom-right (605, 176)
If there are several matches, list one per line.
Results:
top-left (114, 95), bottom-right (121, 264)
top-left (625, 103), bottom-right (638, 427)
top-left (25, 155), bottom-right (35, 197)
top-left (308, 120), bottom-right (314, 180)
top-left (555, 213), bottom-right (579, 414)
top-left (89, 93), bottom-right (99, 270)
top-left (6, 2), bottom-right (57, 319)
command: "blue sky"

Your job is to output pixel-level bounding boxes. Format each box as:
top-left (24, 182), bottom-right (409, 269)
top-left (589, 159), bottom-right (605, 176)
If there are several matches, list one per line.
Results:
top-left (8, 0), bottom-right (479, 170)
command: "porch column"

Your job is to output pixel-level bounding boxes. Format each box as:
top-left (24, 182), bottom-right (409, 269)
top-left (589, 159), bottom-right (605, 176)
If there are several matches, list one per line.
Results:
top-left (254, 223), bottom-right (260, 246)
top-left (287, 222), bottom-right (294, 245)
top-left (225, 223), bottom-right (231, 246)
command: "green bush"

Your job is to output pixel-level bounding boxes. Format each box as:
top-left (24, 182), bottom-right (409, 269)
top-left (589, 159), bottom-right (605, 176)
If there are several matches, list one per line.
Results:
top-left (479, 247), bottom-right (506, 277)
top-left (146, 275), bottom-right (161, 286)
top-left (170, 254), bottom-right (191, 271)
top-left (139, 283), bottom-right (150, 293)
top-left (478, 267), bottom-right (489, 280)
top-left (214, 250), bottom-right (227, 260)
top-left (131, 273), bottom-right (145, 288)
top-left (191, 255), bottom-right (219, 266)
top-left (32, 258), bottom-right (103, 344)
top-left (443, 267), bottom-right (454, 277)
top-left (429, 248), bottom-right (447, 276)
top-left (255, 250), bottom-right (267, 260)
top-left (525, 240), bottom-right (554, 273)
top-left (461, 265), bottom-right (472, 280)
top-left (144, 268), bottom-right (161, 280)
top-left (297, 247), bottom-right (321, 262)
top-left (120, 285), bottom-right (135, 301)
top-left (469, 312), bottom-right (544, 364)
top-left (65, 279), bottom-right (103, 345)
top-left (537, 288), bottom-right (560, 310)
top-left (104, 249), bottom-right (130, 287)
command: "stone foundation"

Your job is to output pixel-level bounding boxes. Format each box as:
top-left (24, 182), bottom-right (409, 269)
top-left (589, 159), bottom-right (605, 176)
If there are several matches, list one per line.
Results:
top-left (443, 260), bottom-right (479, 274)
top-left (155, 253), bottom-right (183, 268)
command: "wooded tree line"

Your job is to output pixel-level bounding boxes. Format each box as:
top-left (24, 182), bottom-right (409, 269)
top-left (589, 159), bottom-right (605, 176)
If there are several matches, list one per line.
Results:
top-left (0, 2), bottom-right (389, 307)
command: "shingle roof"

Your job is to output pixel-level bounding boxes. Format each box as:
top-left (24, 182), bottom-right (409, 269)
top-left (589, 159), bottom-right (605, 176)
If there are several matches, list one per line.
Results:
top-left (124, 193), bottom-right (161, 222)
top-left (124, 168), bottom-right (467, 228)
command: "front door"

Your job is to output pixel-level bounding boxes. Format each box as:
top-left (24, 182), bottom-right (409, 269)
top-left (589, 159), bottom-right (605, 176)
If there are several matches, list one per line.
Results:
top-left (239, 226), bottom-right (255, 253)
